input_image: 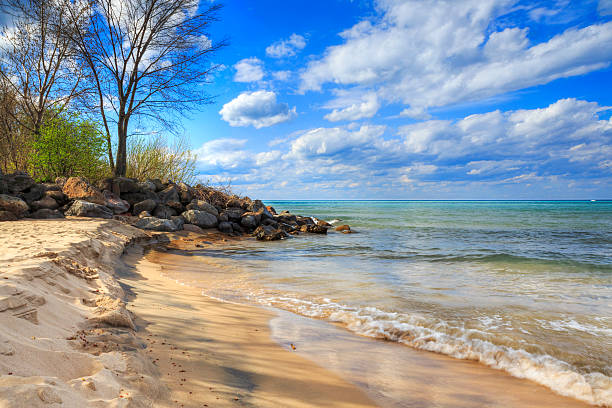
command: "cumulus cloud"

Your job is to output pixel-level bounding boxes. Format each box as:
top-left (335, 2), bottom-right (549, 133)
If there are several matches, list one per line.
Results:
top-left (324, 92), bottom-right (380, 122)
top-left (219, 91), bottom-right (297, 129)
top-left (234, 57), bottom-right (264, 82)
top-left (300, 0), bottom-right (612, 115)
top-left (266, 34), bottom-right (307, 58)
top-left (202, 98), bottom-right (612, 198)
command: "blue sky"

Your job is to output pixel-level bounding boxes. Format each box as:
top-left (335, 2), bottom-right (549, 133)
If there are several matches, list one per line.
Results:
top-left (184, 0), bottom-right (612, 199)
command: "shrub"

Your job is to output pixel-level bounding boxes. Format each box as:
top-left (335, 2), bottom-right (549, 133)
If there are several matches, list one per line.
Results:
top-left (30, 112), bottom-right (109, 182)
top-left (126, 134), bottom-right (197, 184)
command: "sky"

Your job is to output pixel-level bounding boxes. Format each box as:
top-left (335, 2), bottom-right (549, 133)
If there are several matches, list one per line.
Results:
top-left (183, 0), bottom-right (612, 200)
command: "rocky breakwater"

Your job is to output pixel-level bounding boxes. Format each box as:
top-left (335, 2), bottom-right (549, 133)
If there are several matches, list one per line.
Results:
top-left (0, 171), bottom-right (337, 241)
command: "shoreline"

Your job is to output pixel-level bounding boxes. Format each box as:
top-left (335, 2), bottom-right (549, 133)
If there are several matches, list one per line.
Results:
top-left (0, 218), bottom-right (603, 407)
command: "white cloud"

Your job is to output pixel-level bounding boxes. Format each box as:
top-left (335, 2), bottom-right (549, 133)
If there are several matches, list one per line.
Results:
top-left (324, 92), bottom-right (380, 122)
top-left (219, 91), bottom-right (296, 129)
top-left (599, 0), bottom-right (612, 15)
top-left (195, 138), bottom-right (249, 169)
top-left (234, 57), bottom-right (264, 82)
top-left (300, 0), bottom-right (612, 115)
top-left (272, 70), bottom-right (292, 81)
top-left (266, 34), bottom-right (307, 58)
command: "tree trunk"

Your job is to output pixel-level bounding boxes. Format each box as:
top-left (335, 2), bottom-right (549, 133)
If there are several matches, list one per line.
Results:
top-left (114, 120), bottom-right (127, 177)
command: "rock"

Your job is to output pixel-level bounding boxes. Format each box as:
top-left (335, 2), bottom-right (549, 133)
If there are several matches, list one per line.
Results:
top-left (158, 185), bottom-right (180, 203)
top-left (177, 182), bottom-right (193, 204)
top-left (262, 218), bottom-right (279, 228)
top-left (166, 200), bottom-right (184, 214)
top-left (138, 211), bottom-right (151, 218)
top-left (20, 184), bottom-right (45, 204)
top-left (149, 179), bottom-right (165, 191)
top-left (295, 216), bottom-right (313, 226)
top-left (103, 190), bottom-right (130, 214)
top-left (0, 210), bottom-right (18, 221)
top-left (183, 224), bottom-right (205, 234)
top-left (0, 173), bottom-right (7, 194)
top-left (186, 200), bottom-right (219, 217)
top-left (0, 194), bottom-right (29, 217)
top-left (240, 215), bottom-right (258, 230)
top-left (65, 200), bottom-right (113, 219)
top-left (276, 213), bottom-right (297, 224)
top-left (171, 215), bottom-right (185, 230)
top-left (112, 177), bottom-right (139, 194)
top-left (226, 198), bottom-right (243, 208)
top-left (44, 189), bottom-right (67, 204)
top-left (153, 205), bottom-right (176, 220)
top-left (134, 216), bottom-right (178, 232)
top-left (249, 199), bottom-right (265, 212)
top-left (266, 206), bottom-right (277, 215)
top-left (30, 209), bottom-right (64, 219)
top-left (62, 177), bottom-right (106, 205)
top-left (217, 212), bottom-right (229, 223)
top-left (335, 224), bottom-right (351, 232)
top-left (5, 172), bottom-right (35, 193)
top-left (253, 225), bottom-right (287, 241)
top-left (133, 199), bottom-right (157, 215)
top-left (218, 221), bottom-right (233, 234)
top-left (181, 209), bottom-right (218, 229)
top-left (55, 177), bottom-right (67, 187)
top-left (41, 183), bottom-right (62, 191)
top-left (138, 180), bottom-right (157, 192)
top-left (121, 190), bottom-right (160, 207)
top-left (300, 224), bottom-right (328, 234)
top-left (231, 222), bottom-right (243, 233)
top-left (225, 207), bottom-right (244, 221)
top-left (317, 219), bottom-right (332, 227)
top-left (31, 196), bottom-right (59, 211)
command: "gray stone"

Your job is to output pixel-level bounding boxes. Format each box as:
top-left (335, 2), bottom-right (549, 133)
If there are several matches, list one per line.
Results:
top-left (181, 209), bottom-right (218, 229)
top-left (166, 201), bottom-right (184, 214)
top-left (31, 196), bottom-right (59, 211)
top-left (240, 215), bottom-right (258, 230)
top-left (138, 211), bottom-right (151, 218)
top-left (134, 217), bottom-right (178, 232)
top-left (21, 184), bottom-right (45, 204)
top-left (0, 194), bottom-right (29, 217)
top-left (30, 209), bottom-right (64, 219)
top-left (186, 200), bottom-right (218, 217)
top-left (177, 182), bottom-right (193, 204)
top-left (249, 199), bottom-right (265, 212)
top-left (300, 224), bottom-right (328, 234)
top-left (149, 179), bottom-right (165, 192)
top-left (253, 225), bottom-right (287, 241)
top-left (5, 172), bottom-right (35, 193)
top-left (153, 205), bottom-right (176, 220)
top-left (231, 222), bottom-right (243, 233)
top-left (44, 189), bottom-right (67, 204)
top-left (171, 215), bottom-right (185, 230)
top-left (133, 199), bottom-right (157, 215)
top-left (121, 191), bottom-right (159, 206)
top-left (217, 212), bottom-right (229, 223)
top-left (65, 200), bottom-right (113, 219)
top-left (0, 210), bottom-right (17, 221)
top-left (112, 177), bottom-right (139, 194)
top-left (158, 185), bottom-right (180, 203)
top-left (183, 224), bottom-right (205, 234)
top-left (103, 190), bottom-right (130, 214)
top-left (225, 207), bottom-right (244, 221)
top-left (138, 181), bottom-right (157, 192)
top-left (218, 221), bottom-right (233, 234)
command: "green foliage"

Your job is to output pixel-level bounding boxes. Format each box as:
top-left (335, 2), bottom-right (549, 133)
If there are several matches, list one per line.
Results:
top-left (126, 134), bottom-right (197, 185)
top-left (30, 112), bottom-right (110, 182)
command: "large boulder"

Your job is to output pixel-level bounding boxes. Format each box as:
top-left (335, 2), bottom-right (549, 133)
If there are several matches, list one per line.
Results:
top-left (240, 214), bottom-right (258, 230)
top-left (183, 224), bottom-right (205, 234)
top-left (134, 217), bottom-right (178, 232)
top-left (62, 177), bottom-right (105, 205)
top-left (121, 190), bottom-right (159, 207)
top-left (20, 184), bottom-right (45, 204)
top-left (170, 215), bottom-right (185, 230)
top-left (224, 207), bottom-right (244, 222)
top-left (300, 224), bottom-right (328, 234)
top-left (30, 209), bottom-right (64, 219)
top-left (0, 172), bottom-right (7, 194)
top-left (0, 194), bottom-right (29, 218)
top-left (31, 196), bottom-right (59, 211)
top-left (166, 201), bottom-right (185, 214)
top-left (149, 179), bottom-right (165, 192)
top-left (177, 182), bottom-right (193, 204)
top-left (153, 205), bottom-right (176, 220)
top-left (138, 180), bottom-right (157, 192)
top-left (186, 200), bottom-right (218, 217)
top-left (44, 189), bottom-right (67, 204)
top-left (182, 209), bottom-right (218, 229)
top-left (133, 199), bottom-right (157, 215)
top-left (218, 221), bottom-right (233, 234)
top-left (0, 211), bottom-right (18, 221)
top-left (5, 172), bottom-right (35, 194)
top-left (103, 190), bottom-right (130, 214)
top-left (253, 225), bottom-right (287, 241)
top-left (112, 177), bottom-right (139, 194)
top-left (65, 200), bottom-right (113, 219)
top-left (249, 199), bottom-right (265, 212)
top-left (158, 185), bottom-right (180, 203)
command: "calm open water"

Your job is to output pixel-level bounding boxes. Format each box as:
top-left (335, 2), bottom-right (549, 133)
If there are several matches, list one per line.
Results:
top-left (175, 201), bottom-right (612, 405)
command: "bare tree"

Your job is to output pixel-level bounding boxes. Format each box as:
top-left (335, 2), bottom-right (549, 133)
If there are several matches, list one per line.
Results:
top-left (0, 0), bottom-right (87, 136)
top-left (67, 0), bottom-right (225, 176)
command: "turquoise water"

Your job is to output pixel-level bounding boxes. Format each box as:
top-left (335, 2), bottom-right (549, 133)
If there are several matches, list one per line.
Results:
top-left (188, 201), bottom-right (612, 405)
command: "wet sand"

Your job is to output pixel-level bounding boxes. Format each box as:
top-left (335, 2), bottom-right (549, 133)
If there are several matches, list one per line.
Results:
top-left (129, 236), bottom-right (594, 408)
top-left (120, 237), bottom-right (377, 408)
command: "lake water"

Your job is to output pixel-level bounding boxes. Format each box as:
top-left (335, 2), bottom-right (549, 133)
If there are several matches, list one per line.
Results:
top-left (164, 201), bottom-right (612, 406)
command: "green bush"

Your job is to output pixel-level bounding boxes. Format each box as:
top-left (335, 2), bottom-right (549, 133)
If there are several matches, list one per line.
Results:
top-left (30, 112), bottom-right (109, 182)
top-left (126, 134), bottom-right (197, 185)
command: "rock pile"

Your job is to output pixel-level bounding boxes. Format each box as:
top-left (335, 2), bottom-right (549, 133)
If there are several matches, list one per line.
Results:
top-left (0, 171), bottom-right (336, 241)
